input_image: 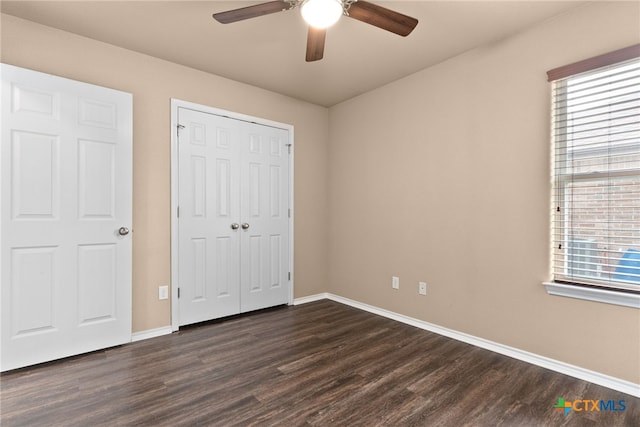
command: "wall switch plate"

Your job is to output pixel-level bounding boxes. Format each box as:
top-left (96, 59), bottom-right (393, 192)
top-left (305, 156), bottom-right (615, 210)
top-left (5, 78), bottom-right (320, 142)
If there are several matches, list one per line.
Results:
top-left (159, 285), bottom-right (169, 300)
top-left (392, 276), bottom-right (400, 290)
top-left (419, 282), bottom-right (427, 295)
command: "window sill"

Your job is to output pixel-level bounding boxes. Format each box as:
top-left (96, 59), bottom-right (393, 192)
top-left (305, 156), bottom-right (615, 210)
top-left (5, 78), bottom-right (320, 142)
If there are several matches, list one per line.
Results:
top-left (543, 282), bottom-right (640, 309)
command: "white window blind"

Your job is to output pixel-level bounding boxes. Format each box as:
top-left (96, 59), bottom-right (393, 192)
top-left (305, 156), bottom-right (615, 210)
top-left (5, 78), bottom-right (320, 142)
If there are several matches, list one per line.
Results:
top-left (550, 49), bottom-right (640, 292)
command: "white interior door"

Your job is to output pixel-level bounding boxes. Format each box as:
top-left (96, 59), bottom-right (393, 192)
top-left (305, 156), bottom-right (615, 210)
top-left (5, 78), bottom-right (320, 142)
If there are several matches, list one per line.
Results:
top-left (177, 107), bottom-right (290, 326)
top-left (239, 122), bottom-right (290, 312)
top-left (1, 64), bottom-right (132, 371)
top-left (177, 108), bottom-right (242, 325)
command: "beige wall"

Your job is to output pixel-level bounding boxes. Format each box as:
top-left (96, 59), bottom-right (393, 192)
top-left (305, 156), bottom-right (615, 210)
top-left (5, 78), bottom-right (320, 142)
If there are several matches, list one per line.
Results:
top-left (328, 1), bottom-right (640, 384)
top-left (1, 14), bottom-right (330, 332)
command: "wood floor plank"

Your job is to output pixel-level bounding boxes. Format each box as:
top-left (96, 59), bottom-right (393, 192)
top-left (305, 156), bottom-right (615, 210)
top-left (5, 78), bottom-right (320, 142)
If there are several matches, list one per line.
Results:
top-left (1, 300), bottom-right (638, 426)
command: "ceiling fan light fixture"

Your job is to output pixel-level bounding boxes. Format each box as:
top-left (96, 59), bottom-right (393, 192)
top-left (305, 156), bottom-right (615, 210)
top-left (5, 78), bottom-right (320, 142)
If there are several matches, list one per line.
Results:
top-left (301, 0), bottom-right (343, 29)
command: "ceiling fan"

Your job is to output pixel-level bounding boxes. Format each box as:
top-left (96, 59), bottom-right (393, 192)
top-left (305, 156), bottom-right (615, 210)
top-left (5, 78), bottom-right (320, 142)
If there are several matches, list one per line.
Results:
top-left (212, 0), bottom-right (418, 62)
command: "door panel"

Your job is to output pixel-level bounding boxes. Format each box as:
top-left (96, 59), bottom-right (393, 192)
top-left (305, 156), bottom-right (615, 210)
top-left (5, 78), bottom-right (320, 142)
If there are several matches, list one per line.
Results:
top-left (11, 131), bottom-right (60, 219)
top-left (10, 246), bottom-right (58, 337)
top-left (78, 139), bottom-right (115, 218)
top-left (215, 236), bottom-right (232, 297)
top-left (178, 108), bottom-right (241, 325)
top-left (240, 122), bottom-right (290, 313)
top-left (1, 64), bottom-right (132, 371)
top-left (191, 237), bottom-right (207, 300)
top-left (77, 243), bottom-right (117, 324)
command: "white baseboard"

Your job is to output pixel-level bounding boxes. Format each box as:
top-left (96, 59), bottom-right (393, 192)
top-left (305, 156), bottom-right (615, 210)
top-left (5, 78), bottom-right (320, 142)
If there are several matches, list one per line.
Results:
top-left (131, 326), bottom-right (173, 342)
top-left (294, 292), bottom-right (639, 398)
top-left (293, 293), bottom-right (329, 305)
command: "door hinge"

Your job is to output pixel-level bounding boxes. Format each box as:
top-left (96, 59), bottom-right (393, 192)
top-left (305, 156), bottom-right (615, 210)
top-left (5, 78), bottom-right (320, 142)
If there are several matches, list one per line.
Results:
top-left (177, 206), bottom-right (180, 218)
top-left (288, 208), bottom-right (291, 218)
top-left (287, 143), bottom-right (292, 154)
top-left (177, 287), bottom-right (180, 298)
top-left (288, 272), bottom-right (291, 281)
top-left (177, 124), bottom-right (185, 137)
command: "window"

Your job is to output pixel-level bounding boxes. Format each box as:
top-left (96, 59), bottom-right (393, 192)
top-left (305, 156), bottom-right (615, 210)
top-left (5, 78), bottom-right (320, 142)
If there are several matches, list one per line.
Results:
top-left (546, 45), bottom-right (640, 307)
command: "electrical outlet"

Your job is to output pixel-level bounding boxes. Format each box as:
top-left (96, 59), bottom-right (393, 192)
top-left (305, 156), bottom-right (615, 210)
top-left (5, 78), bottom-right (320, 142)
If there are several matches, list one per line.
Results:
top-left (419, 282), bottom-right (427, 295)
top-left (159, 285), bottom-right (169, 300)
top-left (392, 276), bottom-right (400, 290)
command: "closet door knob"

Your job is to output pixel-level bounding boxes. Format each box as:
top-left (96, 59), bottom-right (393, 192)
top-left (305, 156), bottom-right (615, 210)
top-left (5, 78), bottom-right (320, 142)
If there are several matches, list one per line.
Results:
top-left (230, 223), bottom-right (240, 230)
top-left (241, 223), bottom-right (250, 230)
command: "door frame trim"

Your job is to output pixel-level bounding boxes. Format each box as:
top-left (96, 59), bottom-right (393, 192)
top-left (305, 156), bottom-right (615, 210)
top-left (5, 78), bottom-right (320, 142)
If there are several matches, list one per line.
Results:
top-left (170, 99), bottom-right (294, 331)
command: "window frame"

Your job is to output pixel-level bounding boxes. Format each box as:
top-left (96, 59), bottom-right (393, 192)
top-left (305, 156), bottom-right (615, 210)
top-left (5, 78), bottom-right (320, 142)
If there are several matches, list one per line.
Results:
top-left (545, 45), bottom-right (640, 308)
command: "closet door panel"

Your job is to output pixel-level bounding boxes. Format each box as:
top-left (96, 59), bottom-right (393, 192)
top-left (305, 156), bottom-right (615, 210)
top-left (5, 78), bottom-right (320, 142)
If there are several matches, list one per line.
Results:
top-left (177, 108), bottom-right (241, 326)
top-left (239, 122), bottom-right (290, 312)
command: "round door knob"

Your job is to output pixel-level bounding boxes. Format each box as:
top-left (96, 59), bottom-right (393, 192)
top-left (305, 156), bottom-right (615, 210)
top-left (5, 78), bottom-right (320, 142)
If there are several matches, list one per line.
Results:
top-left (230, 223), bottom-right (240, 230)
top-left (118, 227), bottom-right (130, 236)
top-left (241, 223), bottom-right (250, 230)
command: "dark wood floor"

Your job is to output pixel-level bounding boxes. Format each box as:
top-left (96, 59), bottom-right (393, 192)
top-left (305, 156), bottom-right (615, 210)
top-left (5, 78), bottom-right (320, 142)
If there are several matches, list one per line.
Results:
top-left (1, 300), bottom-right (638, 426)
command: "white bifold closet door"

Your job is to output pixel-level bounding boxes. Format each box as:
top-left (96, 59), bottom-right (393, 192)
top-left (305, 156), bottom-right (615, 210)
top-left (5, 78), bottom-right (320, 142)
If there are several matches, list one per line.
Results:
top-left (177, 107), bottom-right (290, 326)
top-left (1, 64), bottom-right (133, 371)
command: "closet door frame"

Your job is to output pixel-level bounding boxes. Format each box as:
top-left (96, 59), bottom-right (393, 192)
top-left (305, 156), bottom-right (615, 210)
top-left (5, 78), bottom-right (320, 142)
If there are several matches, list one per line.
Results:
top-left (169, 99), bottom-right (294, 331)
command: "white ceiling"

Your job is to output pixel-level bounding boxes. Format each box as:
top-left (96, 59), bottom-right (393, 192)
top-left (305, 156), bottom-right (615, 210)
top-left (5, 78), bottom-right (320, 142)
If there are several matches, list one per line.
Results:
top-left (1, 1), bottom-right (586, 107)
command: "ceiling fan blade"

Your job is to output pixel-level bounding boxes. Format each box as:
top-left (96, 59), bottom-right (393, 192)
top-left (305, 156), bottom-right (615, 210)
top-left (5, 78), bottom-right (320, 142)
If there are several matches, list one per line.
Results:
top-left (347, 1), bottom-right (418, 36)
top-left (213, 1), bottom-right (293, 24)
top-left (306, 27), bottom-right (326, 62)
